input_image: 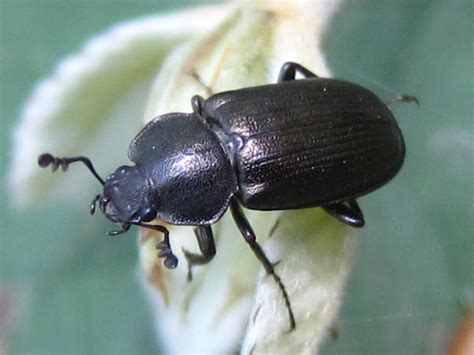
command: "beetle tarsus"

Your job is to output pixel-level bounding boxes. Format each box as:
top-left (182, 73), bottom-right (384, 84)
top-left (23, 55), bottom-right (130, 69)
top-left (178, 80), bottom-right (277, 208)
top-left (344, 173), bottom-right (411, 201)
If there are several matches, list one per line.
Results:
top-left (322, 199), bottom-right (365, 228)
top-left (156, 235), bottom-right (177, 269)
top-left (137, 223), bottom-right (178, 269)
top-left (398, 95), bottom-right (420, 106)
top-left (386, 95), bottom-right (420, 107)
top-left (164, 255), bottom-right (178, 269)
top-left (229, 197), bottom-right (296, 331)
top-left (157, 241), bottom-right (178, 269)
top-left (157, 241), bottom-right (178, 270)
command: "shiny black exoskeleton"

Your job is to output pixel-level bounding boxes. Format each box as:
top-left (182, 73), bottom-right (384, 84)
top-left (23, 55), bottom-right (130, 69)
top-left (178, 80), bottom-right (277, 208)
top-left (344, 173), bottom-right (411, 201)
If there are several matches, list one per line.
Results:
top-left (38, 62), bottom-right (407, 330)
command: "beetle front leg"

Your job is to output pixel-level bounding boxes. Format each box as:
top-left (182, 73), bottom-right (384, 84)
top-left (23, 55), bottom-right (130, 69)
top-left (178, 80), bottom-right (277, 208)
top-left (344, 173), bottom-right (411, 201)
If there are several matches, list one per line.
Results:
top-left (182, 225), bottom-right (216, 281)
top-left (137, 223), bottom-right (178, 269)
top-left (322, 199), bottom-right (365, 228)
top-left (229, 198), bottom-right (296, 331)
top-left (107, 223), bottom-right (131, 236)
top-left (278, 61), bottom-right (319, 82)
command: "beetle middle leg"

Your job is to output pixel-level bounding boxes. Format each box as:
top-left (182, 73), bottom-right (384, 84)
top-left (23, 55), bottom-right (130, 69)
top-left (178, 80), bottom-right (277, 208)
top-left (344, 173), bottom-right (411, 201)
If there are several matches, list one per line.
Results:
top-left (191, 95), bottom-right (205, 115)
top-left (322, 199), bottom-right (365, 228)
top-left (191, 95), bottom-right (221, 127)
top-left (229, 197), bottom-right (296, 331)
top-left (190, 71), bottom-right (214, 96)
top-left (278, 61), bottom-right (319, 82)
top-left (182, 225), bottom-right (216, 281)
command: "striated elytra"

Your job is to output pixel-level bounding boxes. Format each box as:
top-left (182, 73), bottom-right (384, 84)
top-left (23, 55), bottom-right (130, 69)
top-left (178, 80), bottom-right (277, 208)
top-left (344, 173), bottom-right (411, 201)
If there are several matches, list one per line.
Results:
top-left (38, 62), bottom-right (407, 331)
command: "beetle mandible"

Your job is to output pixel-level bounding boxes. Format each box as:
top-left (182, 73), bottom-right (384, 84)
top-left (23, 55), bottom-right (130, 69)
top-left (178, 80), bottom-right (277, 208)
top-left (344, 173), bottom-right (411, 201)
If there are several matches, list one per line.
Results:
top-left (38, 62), bottom-right (406, 331)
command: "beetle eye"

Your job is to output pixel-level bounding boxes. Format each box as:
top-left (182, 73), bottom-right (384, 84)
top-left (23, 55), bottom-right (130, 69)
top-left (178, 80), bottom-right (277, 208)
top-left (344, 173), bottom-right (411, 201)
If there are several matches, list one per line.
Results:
top-left (139, 207), bottom-right (156, 222)
top-left (99, 196), bottom-right (121, 222)
top-left (105, 203), bottom-right (119, 220)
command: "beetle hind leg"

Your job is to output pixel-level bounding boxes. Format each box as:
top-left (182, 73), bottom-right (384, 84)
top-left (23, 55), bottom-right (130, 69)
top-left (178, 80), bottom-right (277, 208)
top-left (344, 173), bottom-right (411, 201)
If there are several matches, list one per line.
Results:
top-left (182, 225), bottom-right (216, 281)
top-left (322, 199), bottom-right (365, 228)
top-left (229, 198), bottom-right (296, 331)
top-left (278, 62), bottom-right (319, 82)
top-left (385, 95), bottom-right (420, 107)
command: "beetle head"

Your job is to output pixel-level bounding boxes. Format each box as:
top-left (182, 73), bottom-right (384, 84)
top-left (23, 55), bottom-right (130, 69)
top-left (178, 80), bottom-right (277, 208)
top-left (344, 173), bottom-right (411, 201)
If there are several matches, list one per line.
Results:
top-left (38, 153), bottom-right (157, 226)
top-left (96, 165), bottom-right (157, 224)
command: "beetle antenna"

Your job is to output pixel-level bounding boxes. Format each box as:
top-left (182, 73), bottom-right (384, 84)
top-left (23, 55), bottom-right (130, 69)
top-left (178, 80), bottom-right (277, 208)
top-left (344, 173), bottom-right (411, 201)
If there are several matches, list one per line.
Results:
top-left (38, 153), bottom-right (105, 185)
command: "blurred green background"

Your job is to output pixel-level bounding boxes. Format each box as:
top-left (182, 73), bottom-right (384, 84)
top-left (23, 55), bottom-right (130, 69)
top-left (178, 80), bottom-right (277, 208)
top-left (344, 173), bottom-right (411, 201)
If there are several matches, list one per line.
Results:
top-left (0, 0), bottom-right (472, 354)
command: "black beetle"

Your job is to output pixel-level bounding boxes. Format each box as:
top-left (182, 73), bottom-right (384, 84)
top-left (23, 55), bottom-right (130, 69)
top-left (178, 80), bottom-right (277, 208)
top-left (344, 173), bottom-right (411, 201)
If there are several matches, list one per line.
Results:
top-left (38, 62), bottom-right (407, 330)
